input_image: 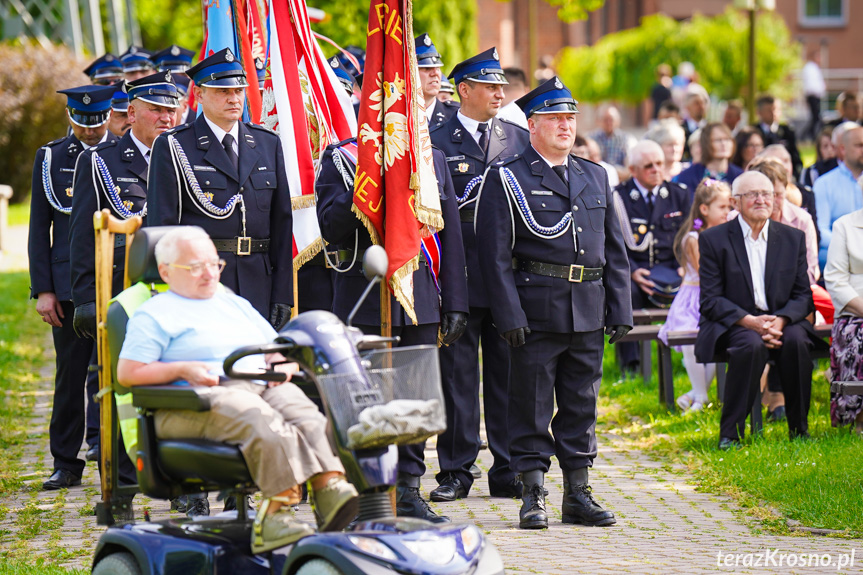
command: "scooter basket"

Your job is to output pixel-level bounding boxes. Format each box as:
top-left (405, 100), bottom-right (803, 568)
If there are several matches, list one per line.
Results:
top-left (317, 345), bottom-right (446, 450)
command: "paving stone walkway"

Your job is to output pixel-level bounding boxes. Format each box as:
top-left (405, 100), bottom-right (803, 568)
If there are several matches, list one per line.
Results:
top-left (1, 227), bottom-right (861, 573)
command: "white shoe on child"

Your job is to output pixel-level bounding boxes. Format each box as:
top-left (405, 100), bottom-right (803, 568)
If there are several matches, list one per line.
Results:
top-left (676, 392), bottom-right (694, 411)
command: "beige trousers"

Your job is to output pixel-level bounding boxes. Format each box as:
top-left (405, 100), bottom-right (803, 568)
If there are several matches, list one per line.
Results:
top-left (154, 381), bottom-right (343, 498)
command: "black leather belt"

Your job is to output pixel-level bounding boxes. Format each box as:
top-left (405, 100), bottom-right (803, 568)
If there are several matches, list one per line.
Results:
top-left (513, 257), bottom-right (603, 283)
top-left (306, 250), bottom-right (341, 268)
top-left (212, 237), bottom-right (270, 255)
top-left (459, 209), bottom-right (475, 223)
top-left (338, 248), bottom-right (427, 265)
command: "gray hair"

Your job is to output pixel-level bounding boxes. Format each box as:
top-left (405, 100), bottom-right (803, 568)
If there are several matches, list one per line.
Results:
top-left (626, 140), bottom-right (664, 168)
top-left (154, 226), bottom-right (213, 266)
top-left (731, 170), bottom-right (772, 196)
top-left (833, 121), bottom-right (861, 147)
top-left (644, 120), bottom-right (686, 146)
top-left (760, 144), bottom-right (791, 161)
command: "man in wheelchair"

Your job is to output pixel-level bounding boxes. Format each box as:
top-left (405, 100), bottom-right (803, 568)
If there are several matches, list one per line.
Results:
top-left (115, 226), bottom-right (358, 552)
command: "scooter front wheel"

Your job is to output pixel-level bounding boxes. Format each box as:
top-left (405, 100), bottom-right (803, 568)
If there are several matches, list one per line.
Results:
top-left (294, 558), bottom-right (343, 575)
top-left (92, 551), bottom-right (142, 575)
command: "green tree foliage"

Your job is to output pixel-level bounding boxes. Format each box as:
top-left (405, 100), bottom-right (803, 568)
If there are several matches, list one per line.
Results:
top-left (0, 43), bottom-right (87, 204)
top-left (557, 8), bottom-right (800, 104)
top-left (539, 0), bottom-right (604, 22)
top-left (313, 0), bottom-right (478, 67)
top-left (135, 0), bottom-right (204, 54)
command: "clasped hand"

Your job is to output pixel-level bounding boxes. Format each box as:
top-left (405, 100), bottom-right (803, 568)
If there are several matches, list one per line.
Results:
top-left (741, 314), bottom-right (787, 349)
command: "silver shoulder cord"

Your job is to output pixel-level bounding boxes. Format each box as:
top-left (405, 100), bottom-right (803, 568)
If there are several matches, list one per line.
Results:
top-left (41, 147), bottom-right (72, 215)
top-left (612, 189), bottom-right (652, 252)
top-left (472, 165), bottom-right (516, 249)
top-left (321, 147), bottom-right (358, 273)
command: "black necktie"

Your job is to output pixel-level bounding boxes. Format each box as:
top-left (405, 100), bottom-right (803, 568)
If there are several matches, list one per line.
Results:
top-left (552, 164), bottom-right (568, 184)
top-left (646, 191), bottom-right (655, 216)
top-left (477, 123), bottom-right (489, 156)
top-left (222, 133), bottom-right (239, 172)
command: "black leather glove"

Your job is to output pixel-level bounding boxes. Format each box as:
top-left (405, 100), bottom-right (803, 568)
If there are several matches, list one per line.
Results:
top-left (605, 325), bottom-right (632, 345)
top-left (439, 312), bottom-right (468, 346)
top-left (502, 326), bottom-right (531, 348)
top-left (73, 302), bottom-right (97, 340)
top-left (269, 303), bottom-right (292, 331)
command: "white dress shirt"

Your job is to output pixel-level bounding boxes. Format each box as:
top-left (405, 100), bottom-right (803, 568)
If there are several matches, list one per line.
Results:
top-left (204, 115), bottom-right (239, 155)
top-left (456, 111), bottom-right (490, 145)
top-left (739, 216), bottom-right (770, 311)
top-left (129, 131), bottom-right (151, 164)
top-left (632, 178), bottom-right (658, 203)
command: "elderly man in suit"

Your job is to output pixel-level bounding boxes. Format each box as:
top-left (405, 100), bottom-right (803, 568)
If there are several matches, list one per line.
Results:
top-left (476, 77), bottom-right (632, 529)
top-left (696, 171), bottom-right (816, 449)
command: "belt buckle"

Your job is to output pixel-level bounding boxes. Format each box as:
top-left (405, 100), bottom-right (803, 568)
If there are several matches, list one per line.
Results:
top-left (325, 250), bottom-right (339, 269)
top-left (568, 264), bottom-right (584, 283)
top-left (237, 236), bottom-right (252, 256)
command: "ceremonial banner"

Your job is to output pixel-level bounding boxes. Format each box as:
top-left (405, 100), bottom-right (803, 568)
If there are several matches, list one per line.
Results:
top-left (354, 0), bottom-right (441, 323)
top-left (202, 0), bottom-right (262, 121)
top-left (264, 0), bottom-right (357, 267)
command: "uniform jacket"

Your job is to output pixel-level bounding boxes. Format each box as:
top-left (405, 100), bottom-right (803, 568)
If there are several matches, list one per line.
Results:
top-left (614, 178), bottom-right (692, 271)
top-left (430, 113), bottom-right (529, 307)
top-left (475, 146), bottom-right (633, 334)
top-left (695, 219), bottom-right (816, 363)
top-left (316, 139), bottom-right (468, 327)
top-left (69, 131), bottom-right (143, 306)
top-left (428, 99), bottom-right (459, 130)
top-left (30, 133), bottom-right (115, 301)
top-left (147, 114), bottom-right (293, 316)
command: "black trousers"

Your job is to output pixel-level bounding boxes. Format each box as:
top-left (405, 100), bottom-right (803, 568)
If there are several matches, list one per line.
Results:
top-left (804, 95), bottom-right (821, 141)
top-left (509, 329), bottom-right (604, 473)
top-left (436, 306), bottom-right (514, 491)
top-left (49, 301), bottom-right (95, 476)
top-left (719, 323), bottom-right (813, 440)
top-left (355, 323), bottom-right (438, 478)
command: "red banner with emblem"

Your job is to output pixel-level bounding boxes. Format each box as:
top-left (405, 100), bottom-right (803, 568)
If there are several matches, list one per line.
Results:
top-left (354, 0), bottom-right (442, 324)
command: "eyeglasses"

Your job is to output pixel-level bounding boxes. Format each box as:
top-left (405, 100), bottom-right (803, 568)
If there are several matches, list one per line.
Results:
top-left (734, 190), bottom-right (773, 201)
top-left (711, 137), bottom-right (733, 144)
top-left (640, 162), bottom-right (662, 170)
top-left (169, 259), bottom-right (226, 277)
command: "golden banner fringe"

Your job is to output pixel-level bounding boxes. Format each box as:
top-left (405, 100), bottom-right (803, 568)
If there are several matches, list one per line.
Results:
top-left (390, 254), bottom-right (420, 325)
top-left (292, 236), bottom-right (323, 272)
top-left (416, 205), bottom-right (444, 231)
top-left (351, 203), bottom-right (382, 246)
top-left (291, 194), bottom-right (317, 211)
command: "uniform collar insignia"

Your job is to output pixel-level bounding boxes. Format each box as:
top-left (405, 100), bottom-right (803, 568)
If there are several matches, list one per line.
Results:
top-left (659, 186), bottom-right (669, 199)
top-left (630, 189), bottom-right (640, 201)
top-left (494, 124), bottom-right (503, 137)
top-left (124, 147), bottom-right (135, 155)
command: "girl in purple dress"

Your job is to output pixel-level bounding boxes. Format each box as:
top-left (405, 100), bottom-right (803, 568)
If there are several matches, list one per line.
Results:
top-left (659, 179), bottom-right (731, 413)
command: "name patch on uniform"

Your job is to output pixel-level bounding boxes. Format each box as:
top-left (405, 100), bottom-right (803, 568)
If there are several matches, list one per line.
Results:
top-left (631, 218), bottom-right (648, 225)
top-left (194, 165), bottom-right (216, 172)
top-left (257, 166), bottom-right (268, 171)
top-left (117, 177), bottom-right (138, 183)
top-left (664, 211), bottom-right (682, 218)
top-left (530, 190), bottom-right (553, 196)
top-left (60, 168), bottom-right (75, 173)
top-left (446, 155), bottom-right (465, 162)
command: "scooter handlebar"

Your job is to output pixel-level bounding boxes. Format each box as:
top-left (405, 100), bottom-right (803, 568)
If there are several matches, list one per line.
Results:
top-left (223, 342), bottom-right (297, 381)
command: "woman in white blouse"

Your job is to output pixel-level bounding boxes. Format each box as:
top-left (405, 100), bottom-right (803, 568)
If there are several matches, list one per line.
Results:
top-left (824, 208), bottom-right (863, 433)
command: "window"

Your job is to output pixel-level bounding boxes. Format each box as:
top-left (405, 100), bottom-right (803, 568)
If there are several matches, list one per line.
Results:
top-left (800, 0), bottom-right (847, 28)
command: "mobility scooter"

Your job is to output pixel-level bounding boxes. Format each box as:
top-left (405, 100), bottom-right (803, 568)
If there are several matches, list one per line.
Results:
top-left (88, 215), bottom-right (505, 575)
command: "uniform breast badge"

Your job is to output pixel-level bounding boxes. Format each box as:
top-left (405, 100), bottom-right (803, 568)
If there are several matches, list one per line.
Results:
top-left (458, 162), bottom-right (469, 173)
top-left (122, 199), bottom-right (134, 211)
top-left (66, 187), bottom-right (73, 197)
top-left (205, 192), bottom-right (214, 202)
top-left (638, 224), bottom-right (648, 235)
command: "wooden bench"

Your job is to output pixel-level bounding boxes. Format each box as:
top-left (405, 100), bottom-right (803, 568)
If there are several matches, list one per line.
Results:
top-left (623, 309), bottom-right (670, 382)
top-left (657, 323), bottom-right (833, 435)
top-left (831, 381), bottom-right (863, 395)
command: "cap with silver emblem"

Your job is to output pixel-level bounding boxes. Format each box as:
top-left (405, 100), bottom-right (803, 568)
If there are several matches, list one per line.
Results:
top-left (120, 46), bottom-right (156, 74)
top-left (328, 56), bottom-right (357, 96)
top-left (110, 81), bottom-right (129, 112)
top-left (125, 71), bottom-right (179, 108)
top-left (84, 54), bottom-right (124, 85)
top-left (57, 85), bottom-right (115, 127)
top-left (151, 45), bottom-right (195, 73)
top-left (185, 48), bottom-right (249, 88)
top-left (448, 47), bottom-right (508, 85)
top-left (415, 33), bottom-right (444, 68)
top-left (514, 76), bottom-right (579, 117)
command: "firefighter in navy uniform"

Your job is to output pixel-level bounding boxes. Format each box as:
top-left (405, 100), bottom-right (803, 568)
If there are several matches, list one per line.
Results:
top-left (415, 33), bottom-right (459, 130)
top-left (475, 77), bottom-right (632, 529)
top-left (148, 48), bottom-right (294, 329)
top-left (30, 85), bottom-right (116, 490)
top-left (119, 46), bottom-right (156, 82)
top-left (428, 48), bottom-right (529, 503)
top-left (614, 140), bottom-right (691, 375)
top-left (83, 54), bottom-right (124, 86)
top-left (316, 138), bottom-right (469, 523)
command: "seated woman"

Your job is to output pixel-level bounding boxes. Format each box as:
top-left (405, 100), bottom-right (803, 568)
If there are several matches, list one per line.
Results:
top-left (674, 122), bottom-right (743, 191)
top-left (116, 226), bottom-right (358, 552)
top-left (825, 208), bottom-right (863, 435)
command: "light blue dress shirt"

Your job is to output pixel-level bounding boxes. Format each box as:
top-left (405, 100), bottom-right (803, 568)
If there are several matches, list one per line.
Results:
top-left (814, 161), bottom-right (863, 268)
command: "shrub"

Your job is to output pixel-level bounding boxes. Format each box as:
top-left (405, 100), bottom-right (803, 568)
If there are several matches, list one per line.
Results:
top-left (0, 42), bottom-right (87, 204)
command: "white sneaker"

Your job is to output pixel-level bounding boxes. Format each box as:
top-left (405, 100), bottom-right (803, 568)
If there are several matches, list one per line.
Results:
top-left (676, 392), bottom-right (694, 411)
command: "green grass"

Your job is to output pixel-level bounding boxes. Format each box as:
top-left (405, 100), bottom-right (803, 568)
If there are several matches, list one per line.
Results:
top-left (0, 559), bottom-right (87, 575)
top-left (598, 341), bottom-right (863, 535)
top-left (0, 272), bottom-right (50, 496)
top-left (799, 142), bottom-right (816, 169)
top-left (7, 202), bottom-right (30, 227)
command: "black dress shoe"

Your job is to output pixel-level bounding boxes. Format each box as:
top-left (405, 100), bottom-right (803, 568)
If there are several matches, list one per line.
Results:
top-left (43, 469), bottom-right (81, 490)
top-left (186, 495), bottom-right (210, 518)
top-left (489, 478), bottom-right (523, 499)
top-left (519, 471), bottom-right (547, 529)
top-left (718, 437), bottom-right (741, 450)
top-left (396, 476), bottom-right (449, 523)
top-left (562, 469), bottom-right (615, 526)
top-left (767, 406), bottom-right (787, 422)
top-left (85, 445), bottom-right (100, 462)
top-left (430, 474), bottom-right (467, 502)
top-left (224, 494), bottom-right (253, 512)
top-left (470, 464), bottom-right (482, 479)
top-left (171, 495), bottom-right (188, 513)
